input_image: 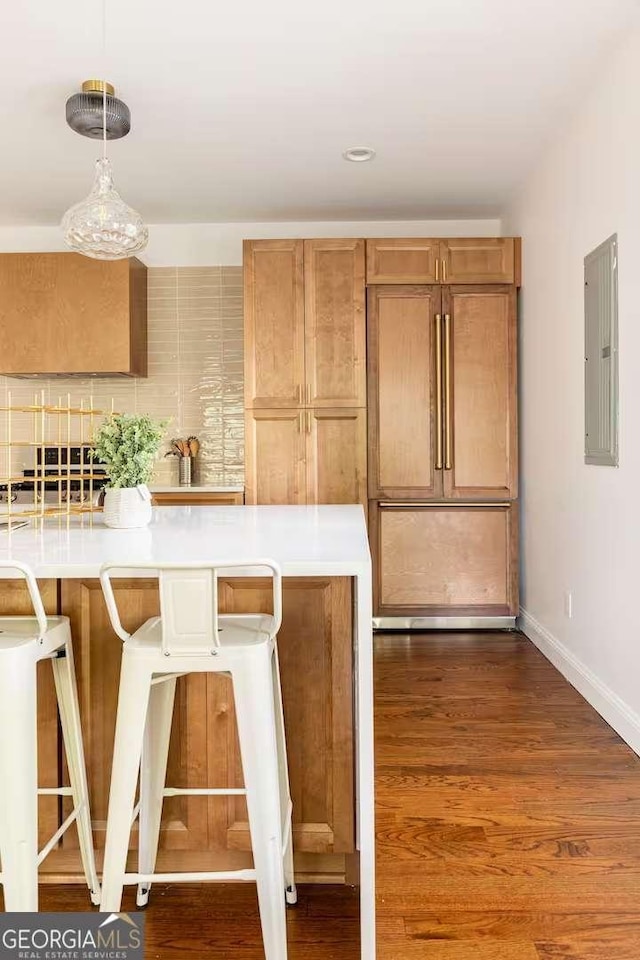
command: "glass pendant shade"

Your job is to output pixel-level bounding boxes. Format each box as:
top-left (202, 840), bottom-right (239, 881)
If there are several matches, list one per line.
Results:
top-left (61, 158), bottom-right (148, 260)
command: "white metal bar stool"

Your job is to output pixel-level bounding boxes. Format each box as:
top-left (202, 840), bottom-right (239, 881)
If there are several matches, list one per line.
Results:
top-left (0, 561), bottom-right (100, 911)
top-left (99, 560), bottom-right (296, 959)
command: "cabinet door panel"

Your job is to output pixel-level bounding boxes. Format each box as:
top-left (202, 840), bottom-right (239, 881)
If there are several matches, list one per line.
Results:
top-left (443, 286), bottom-right (517, 498)
top-left (304, 239), bottom-right (366, 406)
top-left (307, 408), bottom-right (367, 507)
top-left (372, 503), bottom-right (518, 617)
top-left (244, 409), bottom-right (306, 504)
top-left (218, 577), bottom-right (355, 855)
top-left (366, 238), bottom-right (439, 283)
top-left (243, 240), bottom-right (305, 408)
top-left (442, 238), bottom-right (517, 284)
top-left (368, 285), bottom-right (443, 499)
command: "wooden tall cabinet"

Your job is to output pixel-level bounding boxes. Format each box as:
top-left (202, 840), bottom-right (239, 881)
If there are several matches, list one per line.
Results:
top-left (244, 239), bottom-right (366, 506)
top-left (243, 234), bottom-right (520, 626)
top-left (366, 240), bottom-right (520, 625)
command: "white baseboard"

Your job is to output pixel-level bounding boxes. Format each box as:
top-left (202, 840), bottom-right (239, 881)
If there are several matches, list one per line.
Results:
top-left (518, 607), bottom-right (640, 757)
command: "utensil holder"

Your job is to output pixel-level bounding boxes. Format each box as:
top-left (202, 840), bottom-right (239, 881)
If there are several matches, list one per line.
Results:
top-left (178, 457), bottom-right (192, 487)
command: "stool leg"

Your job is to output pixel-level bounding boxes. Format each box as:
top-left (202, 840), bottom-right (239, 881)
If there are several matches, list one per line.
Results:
top-left (0, 653), bottom-right (38, 911)
top-left (272, 647), bottom-right (296, 905)
top-left (100, 652), bottom-right (153, 913)
top-left (137, 675), bottom-right (176, 907)
top-left (52, 641), bottom-right (101, 906)
top-left (233, 647), bottom-right (288, 960)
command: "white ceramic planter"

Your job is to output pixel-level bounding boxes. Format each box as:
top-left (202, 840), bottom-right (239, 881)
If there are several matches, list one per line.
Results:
top-left (103, 485), bottom-right (152, 529)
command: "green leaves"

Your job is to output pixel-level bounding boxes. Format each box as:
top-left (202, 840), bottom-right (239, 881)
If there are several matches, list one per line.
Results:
top-left (91, 414), bottom-right (167, 489)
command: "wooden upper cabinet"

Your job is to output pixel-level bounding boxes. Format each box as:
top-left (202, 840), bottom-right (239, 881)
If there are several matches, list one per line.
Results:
top-left (244, 240), bottom-right (305, 408)
top-left (0, 253), bottom-right (147, 376)
top-left (304, 239), bottom-right (366, 406)
top-left (443, 286), bottom-right (517, 499)
top-left (366, 238), bottom-right (520, 285)
top-left (307, 408), bottom-right (367, 508)
top-left (244, 408), bottom-right (305, 504)
top-left (368, 286), bottom-right (443, 499)
top-left (366, 239), bottom-right (440, 284)
top-left (441, 238), bottom-right (519, 284)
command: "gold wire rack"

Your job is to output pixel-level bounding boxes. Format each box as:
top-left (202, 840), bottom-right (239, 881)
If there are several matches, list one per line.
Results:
top-left (0, 390), bottom-right (116, 528)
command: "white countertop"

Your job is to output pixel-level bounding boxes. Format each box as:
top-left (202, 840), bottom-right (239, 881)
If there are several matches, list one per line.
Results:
top-left (0, 505), bottom-right (370, 579)
top-left (150, 485), bottom-right (244, 493)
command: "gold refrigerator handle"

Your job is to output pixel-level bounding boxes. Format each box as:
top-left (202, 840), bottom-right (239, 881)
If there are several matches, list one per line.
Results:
top-left (379, 501), bottom-right (511, 509)
top-left (435, 314), bottom-right (443, 469)
top-left (444, 313), bottom-right (452, 470)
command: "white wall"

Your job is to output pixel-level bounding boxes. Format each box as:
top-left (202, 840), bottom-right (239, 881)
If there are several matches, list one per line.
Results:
top-left (505, 27), bottom-right (640, 750)
top-left (0, 219), bottom-right (502, 266)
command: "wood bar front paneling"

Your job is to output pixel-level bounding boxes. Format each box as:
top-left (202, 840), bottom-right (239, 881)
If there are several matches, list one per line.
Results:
top-left (30, 575), bottom-right (354, 883)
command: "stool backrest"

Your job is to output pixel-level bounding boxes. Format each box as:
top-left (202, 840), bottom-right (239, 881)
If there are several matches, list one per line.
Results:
top-left (0, 561), bottom-right (48, 637)
top-left (100, 560), bottom-right (282, 655)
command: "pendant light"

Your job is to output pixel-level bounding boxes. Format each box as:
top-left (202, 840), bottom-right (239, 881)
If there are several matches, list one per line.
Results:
top-left (61, 2), bottom-right (148, 260)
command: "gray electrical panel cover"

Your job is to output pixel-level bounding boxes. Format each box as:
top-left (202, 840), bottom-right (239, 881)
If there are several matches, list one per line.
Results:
top-left (584, 234), bottom-right (618, 466)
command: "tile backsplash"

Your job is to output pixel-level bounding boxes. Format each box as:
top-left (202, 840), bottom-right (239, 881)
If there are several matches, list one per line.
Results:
top-left (0, 265), bottom-right (244, 487)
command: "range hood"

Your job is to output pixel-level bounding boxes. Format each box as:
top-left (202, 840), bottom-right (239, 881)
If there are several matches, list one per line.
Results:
top-left (0, 252), bottom-right (147, 377)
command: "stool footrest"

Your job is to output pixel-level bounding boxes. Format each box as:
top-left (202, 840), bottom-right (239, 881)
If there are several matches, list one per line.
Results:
top-left (162, 787), bottom-right (247, 797)
top-left (125, 869), bottom-right (257, 884)
top-left (38, 787), bottom-right (74, 797)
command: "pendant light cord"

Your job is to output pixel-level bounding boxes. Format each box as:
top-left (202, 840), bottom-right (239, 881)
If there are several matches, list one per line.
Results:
top-left (102, 0), bottom-right (107, 160)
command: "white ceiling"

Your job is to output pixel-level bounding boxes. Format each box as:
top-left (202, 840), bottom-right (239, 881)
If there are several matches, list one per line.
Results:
top-left (0, 0), bottom-right (637, 225)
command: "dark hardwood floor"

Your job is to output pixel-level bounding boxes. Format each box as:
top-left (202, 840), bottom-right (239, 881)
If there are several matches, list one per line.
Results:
top-left (29, 630), bottom-right (640, 959)
top-left (375, 631), bottom-right (640, 959)
top-left (38, 883), bottom-right (360, 959)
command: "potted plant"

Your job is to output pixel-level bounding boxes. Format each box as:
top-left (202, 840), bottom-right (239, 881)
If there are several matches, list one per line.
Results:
top-left (92, 413), bottom-right (166, 529)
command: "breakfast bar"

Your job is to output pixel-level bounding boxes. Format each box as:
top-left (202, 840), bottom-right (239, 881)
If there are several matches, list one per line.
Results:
top-left (0, 504), bottom-right (374, 959)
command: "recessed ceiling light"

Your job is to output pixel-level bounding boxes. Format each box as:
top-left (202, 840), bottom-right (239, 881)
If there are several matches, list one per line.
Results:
top-left (343, 147), bottom-right (376, 163)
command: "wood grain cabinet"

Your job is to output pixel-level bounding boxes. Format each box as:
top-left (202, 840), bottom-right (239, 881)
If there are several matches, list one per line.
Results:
top-left (368, 284), bottom-right (517, 501)
top-left (443, 286), bottom-right (518, 499)
top-left (304, 239), bottom-right (366, 407)
top-left (245, 408), bottom-right (307, 505)
top-left (306, 408), bottom-right (367, 507)
top-left (41, 575), bottom-right (354, 882)
top-left (243, 240), bottom-right (305, 409)
top-left (0, 253), bottom-right (147, 376)
top-left (244, 239), bottom-right (367, 507)
top-left (245, 407), bottom-right (367, 507)
top-left (366, 240), bottom-right (520, 624)
top-left (244, 239), bottom-right (365, 409)
top-left (442, 238), bottom-right (519, 284)
top-left (366, 238), bottom-right (440, 284)
top-left (367, 285), bottom-right (443, 500)
top-left (370, 502), bottom-right (518, 619)
top-left (366, 238), bottom-right (520, 286)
